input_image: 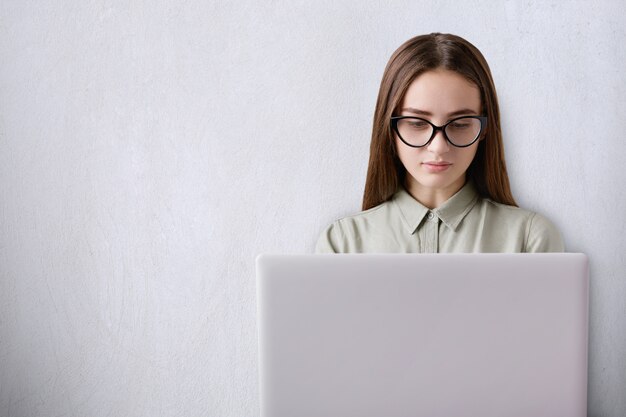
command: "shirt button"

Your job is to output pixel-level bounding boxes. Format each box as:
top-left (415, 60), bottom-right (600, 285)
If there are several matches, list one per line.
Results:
top-left (427, 212), bottom-right (435, 221)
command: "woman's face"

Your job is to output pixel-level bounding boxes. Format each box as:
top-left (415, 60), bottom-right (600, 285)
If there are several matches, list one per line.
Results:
top-left (395, 69), bottom-right (482, 206)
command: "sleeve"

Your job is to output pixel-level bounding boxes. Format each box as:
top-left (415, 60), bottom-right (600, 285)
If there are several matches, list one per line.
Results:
top-left (524, 212), bottom-right (565, 253)
top-left (315, 222), bottom-right (342, 254)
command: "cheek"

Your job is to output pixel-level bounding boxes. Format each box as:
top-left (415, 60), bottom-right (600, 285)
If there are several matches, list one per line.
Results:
top-left (464, 145), bottom-right (479, 164)
top-left (456, 146), bottom-right (479, 172)
top-left (395, 138), bottom-right (419, 168)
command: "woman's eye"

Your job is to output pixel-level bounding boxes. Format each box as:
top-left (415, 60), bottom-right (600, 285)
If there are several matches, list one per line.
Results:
top-left (408, 121), bottom-right (429, 129)
top-left (450, 122), bottom-right (470, 129)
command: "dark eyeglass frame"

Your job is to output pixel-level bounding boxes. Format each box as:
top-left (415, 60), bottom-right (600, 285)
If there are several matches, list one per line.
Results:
top-left (390, 115), bottom-right (488, 148)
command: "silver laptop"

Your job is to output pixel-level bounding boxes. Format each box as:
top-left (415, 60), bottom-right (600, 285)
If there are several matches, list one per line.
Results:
top-left (256, 253), bottom-right (589, 417)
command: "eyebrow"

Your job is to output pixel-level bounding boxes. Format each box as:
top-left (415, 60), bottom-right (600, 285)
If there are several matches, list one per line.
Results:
top-left (401, 107), bottom-right (479, 117)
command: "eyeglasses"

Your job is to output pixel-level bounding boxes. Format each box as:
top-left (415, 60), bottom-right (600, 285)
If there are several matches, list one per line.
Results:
top-left (391, 116), bottom-right (487, 148)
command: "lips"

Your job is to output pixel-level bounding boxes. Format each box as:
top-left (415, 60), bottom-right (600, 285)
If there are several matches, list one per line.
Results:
top-left (423, 161), bottom-right (451, 166)
top-left (422, 161), bottom-right (452, 172)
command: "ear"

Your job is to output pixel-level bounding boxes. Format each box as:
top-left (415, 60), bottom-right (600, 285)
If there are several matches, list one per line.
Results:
top-left (479, 125), bottom-right (488, 141)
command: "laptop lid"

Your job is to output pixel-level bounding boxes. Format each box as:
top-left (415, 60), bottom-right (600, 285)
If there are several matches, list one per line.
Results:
top-left (256, 253), bottom-right (589, 417)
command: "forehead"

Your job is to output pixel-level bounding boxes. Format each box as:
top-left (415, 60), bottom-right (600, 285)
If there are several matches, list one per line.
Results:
top-left (401, 69), bottom-right (481, 114)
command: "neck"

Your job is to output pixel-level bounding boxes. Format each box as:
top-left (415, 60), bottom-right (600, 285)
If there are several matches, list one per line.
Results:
top-left (404, 175), bottom-right (466, 209)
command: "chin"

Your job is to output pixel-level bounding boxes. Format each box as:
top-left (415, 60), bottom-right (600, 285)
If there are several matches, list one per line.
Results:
top-left (410, 171), bottom-right (465, 191)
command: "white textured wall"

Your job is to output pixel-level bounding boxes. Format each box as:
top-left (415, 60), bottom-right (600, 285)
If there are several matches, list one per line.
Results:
top-left (1, 1), bottom-right (624, 416)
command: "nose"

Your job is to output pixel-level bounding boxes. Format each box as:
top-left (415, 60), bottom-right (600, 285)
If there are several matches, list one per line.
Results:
top-left (427, 129), bottom-right (450, 154)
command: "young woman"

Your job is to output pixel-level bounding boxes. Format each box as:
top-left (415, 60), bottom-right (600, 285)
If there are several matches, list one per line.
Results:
top-left (316, 33), bottom-right (563, 253)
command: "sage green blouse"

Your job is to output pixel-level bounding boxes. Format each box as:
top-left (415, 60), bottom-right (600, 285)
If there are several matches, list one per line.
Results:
top-left (316, 181), bottom-right (564, 254)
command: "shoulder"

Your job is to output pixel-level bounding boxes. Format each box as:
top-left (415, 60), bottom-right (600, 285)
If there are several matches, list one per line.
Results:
top-left (524, 210), bottom-right (565, 252)
top-left (315, 201), bottom-right (394, 253)
top-left (480, 199), bottom-right (565, 252)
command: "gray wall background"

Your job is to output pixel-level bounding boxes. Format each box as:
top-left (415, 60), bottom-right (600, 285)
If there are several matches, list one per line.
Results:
top-left (1, 1), bottom-right (625, 416)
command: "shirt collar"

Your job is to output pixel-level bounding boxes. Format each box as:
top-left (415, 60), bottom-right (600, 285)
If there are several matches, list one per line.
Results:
top-left (392, 181), bottom-right (479, 234)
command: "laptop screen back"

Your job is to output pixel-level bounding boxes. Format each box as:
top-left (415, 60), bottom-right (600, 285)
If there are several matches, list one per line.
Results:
top-left (256, 253), bottom-right (589, 417)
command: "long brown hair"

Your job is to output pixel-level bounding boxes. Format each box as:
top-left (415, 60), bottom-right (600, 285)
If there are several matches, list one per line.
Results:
top-left (362, 33), bottom-right (517, 210)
